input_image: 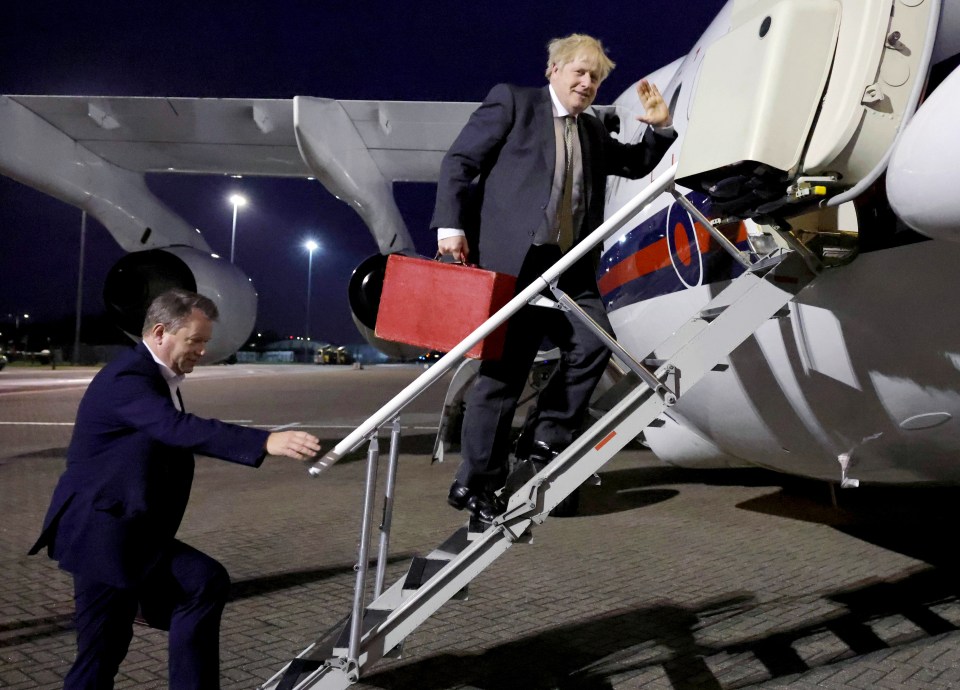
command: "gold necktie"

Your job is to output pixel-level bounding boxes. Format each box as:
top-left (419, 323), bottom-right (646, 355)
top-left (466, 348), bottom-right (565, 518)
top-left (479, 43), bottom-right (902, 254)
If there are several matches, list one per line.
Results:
top-left (558, 116), bottom-right (575, 252)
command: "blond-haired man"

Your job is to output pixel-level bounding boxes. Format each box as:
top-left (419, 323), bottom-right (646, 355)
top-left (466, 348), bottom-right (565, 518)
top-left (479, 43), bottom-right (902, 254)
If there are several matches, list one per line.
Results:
top-left (432, 34), bottom-right (676, 522)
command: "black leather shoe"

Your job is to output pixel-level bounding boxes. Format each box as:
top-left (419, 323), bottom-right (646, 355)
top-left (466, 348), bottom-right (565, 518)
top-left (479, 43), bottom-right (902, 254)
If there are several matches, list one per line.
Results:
top-left (447, 480), bottom-right (473, 510)
top-left (528, 440), bottom-right (587, 518)
top-left (528, 440), bottom-right (562, 468)
top-left (467, 490), bottom-right (505, 524)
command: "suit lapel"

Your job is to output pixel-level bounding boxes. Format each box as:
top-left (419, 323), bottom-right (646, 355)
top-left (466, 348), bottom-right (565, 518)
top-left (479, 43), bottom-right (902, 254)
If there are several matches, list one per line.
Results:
top-left (578, 115), bottom-right (594, 216)
top-left (536, 88), bottom-right (556, 177)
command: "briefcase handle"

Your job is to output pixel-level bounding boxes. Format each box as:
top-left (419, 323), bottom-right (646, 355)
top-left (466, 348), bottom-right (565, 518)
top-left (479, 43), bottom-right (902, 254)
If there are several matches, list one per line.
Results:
top-left (433, 252), bottom-right (475, 268)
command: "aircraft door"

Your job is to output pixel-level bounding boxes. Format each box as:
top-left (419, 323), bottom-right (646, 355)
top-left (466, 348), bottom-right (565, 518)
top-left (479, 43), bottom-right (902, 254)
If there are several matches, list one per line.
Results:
top-left (676, 0), bottom-right (940, 221)
top-left (678, 0), bottom-right (842, 186)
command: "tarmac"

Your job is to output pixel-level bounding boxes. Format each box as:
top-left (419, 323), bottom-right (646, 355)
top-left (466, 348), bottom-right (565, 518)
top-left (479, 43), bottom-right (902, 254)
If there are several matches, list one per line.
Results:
top-left (4, 363), bottom-right (960, 689)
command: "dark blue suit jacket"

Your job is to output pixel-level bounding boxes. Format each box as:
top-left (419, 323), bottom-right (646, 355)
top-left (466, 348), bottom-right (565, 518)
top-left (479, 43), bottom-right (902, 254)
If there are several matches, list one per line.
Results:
top-left (431, 84), bottom-right (677, 277)
top-left (30, 342), bottom-right (270, 588)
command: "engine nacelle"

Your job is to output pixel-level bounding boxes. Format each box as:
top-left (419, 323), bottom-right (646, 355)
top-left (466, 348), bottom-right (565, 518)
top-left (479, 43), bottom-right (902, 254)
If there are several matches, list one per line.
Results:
top-left (348, 253), bottom-right (428, 360)
top-left (104, 246), bottom-right (257, 363)
top-left (643, 413), bottom-right (749, 470)
top-left (887, 64), bottom-right (960, 243)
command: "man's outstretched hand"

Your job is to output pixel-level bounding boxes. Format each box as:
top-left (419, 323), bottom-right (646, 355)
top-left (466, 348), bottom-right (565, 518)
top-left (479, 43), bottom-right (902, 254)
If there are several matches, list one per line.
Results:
top-left (266, 430), bottom-right (322, 460)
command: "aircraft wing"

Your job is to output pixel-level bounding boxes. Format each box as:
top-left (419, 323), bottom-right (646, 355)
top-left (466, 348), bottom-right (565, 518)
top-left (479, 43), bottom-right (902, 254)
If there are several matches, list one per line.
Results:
top-left (7, 96), bottom-right (308, 178)
top-left (0, 95), bottom-right (478, 252)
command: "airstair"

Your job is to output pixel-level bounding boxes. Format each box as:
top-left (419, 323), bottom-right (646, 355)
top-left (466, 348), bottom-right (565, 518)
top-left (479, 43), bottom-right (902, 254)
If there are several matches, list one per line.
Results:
top-left (262, 163), bottom-right (820, 689)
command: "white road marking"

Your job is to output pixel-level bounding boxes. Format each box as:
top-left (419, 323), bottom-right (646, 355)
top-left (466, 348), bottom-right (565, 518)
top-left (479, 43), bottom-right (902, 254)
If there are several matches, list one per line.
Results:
top-left (0, 378), bottom-right (93, 387)
top-left (0, 421), bottom-right (438, 430)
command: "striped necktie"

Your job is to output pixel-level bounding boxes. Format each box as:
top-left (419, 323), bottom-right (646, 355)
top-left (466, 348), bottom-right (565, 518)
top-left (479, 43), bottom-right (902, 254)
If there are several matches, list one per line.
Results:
top-left (557, 116), bottom-right (576, 252)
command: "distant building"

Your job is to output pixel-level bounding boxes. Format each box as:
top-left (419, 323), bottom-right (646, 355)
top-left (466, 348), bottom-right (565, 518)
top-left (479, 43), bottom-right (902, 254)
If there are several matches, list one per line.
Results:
top-left (236, 339), bottom-right (393, 365)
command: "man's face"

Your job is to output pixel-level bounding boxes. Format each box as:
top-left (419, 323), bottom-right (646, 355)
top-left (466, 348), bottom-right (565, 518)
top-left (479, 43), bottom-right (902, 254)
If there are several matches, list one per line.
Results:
top-left (549, 56), bottom-right (602, 116)
top-left (154, 309), bottom-right (213, 375)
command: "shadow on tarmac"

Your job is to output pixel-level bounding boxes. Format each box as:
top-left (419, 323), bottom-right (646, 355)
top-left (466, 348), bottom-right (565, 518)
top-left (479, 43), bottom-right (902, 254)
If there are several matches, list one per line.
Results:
top-left (576, 464), bottom-right (787, 519)
top-left (361, 596), bottom-right (748, 690)
top-left (231, 554), bottom-right (416, 601)
top-left (361, 562), bottom-right (960, 690)
top-left (0, 556), bottom-right (417, 649)
top-left (0, 612), bottom-right (74, 649)
top-left (593, 463), bottom-right (960, 571)
top-left (737, 479), bottom-right (960, 568)
top-left (357, 467), bottom-right (960, 689)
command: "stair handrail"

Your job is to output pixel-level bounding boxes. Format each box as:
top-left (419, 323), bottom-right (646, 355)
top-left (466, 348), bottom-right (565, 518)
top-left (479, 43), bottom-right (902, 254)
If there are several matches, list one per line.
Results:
top-left (308, 162), bottom-right (680, 476)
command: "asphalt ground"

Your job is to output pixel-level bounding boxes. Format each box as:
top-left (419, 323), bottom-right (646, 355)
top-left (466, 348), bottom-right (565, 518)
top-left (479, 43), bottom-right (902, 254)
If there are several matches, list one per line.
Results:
top-left (4, 363), bottom-right (960, 689)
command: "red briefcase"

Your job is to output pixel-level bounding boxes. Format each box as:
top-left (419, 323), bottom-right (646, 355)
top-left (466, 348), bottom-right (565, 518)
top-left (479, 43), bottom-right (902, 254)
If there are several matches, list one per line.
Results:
top-left (375, 254), bottom-right (517, 360)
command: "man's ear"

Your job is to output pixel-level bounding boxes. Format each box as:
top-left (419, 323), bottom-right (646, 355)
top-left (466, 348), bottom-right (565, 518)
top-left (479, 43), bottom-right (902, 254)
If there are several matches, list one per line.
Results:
top-left (149, 323), bottom-right (165, 342)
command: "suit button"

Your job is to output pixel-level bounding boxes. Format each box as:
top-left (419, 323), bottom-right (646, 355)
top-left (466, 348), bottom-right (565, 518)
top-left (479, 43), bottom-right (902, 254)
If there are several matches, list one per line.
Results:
top-left (529, 230), bottom-right (535, 236)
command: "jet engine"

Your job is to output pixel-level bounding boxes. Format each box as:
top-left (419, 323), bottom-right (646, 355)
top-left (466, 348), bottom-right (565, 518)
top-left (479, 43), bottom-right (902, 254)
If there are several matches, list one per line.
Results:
top-left (103, 245), bottom-right (257, 363)
top-left (887, 63), bottom-right (960, 243)
top-left (347, 253), bottom-right (427, 360)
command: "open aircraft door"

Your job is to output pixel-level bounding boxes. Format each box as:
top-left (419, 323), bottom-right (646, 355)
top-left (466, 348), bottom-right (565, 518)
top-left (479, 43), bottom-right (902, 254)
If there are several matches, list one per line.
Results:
top-left (676, 0), bottom-right (942, 221)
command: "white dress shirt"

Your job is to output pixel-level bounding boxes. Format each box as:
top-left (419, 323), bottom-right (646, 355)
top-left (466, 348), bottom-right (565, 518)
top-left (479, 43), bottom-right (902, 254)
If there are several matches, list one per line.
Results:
top-left (144, 341), bottom-right (185, 411)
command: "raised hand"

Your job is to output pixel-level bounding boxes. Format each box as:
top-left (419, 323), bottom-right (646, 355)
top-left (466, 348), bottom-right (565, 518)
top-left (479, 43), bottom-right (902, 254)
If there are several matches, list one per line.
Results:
top-left (636, 79), bottom-right (672, 128)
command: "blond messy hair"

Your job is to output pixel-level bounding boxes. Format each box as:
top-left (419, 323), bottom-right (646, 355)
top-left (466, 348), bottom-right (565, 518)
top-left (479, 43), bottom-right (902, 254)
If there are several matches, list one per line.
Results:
top-left (544, 34), bottom-right (616, 83)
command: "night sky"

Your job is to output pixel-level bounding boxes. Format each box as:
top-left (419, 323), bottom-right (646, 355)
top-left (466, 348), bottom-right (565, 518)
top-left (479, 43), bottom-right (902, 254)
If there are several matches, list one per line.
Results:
top-left (0, 1), bottom-right (726, 347)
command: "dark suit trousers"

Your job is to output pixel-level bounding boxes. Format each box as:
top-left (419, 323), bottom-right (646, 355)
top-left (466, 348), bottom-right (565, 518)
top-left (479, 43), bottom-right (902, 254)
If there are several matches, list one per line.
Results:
top-left (65, 540), bottom-right (230, 690)
top-left (457, 245), bottom-right (613, 490)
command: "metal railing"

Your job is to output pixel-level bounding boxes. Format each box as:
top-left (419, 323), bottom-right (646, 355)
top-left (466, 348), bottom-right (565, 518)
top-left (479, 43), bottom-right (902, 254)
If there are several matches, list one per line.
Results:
top-left (309, 162), bottom-right (681, 477)
top-left (302, 161), bottom-right (763, 670)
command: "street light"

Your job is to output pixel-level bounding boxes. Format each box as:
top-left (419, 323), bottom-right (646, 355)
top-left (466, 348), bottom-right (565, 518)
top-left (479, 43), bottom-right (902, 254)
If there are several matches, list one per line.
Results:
top-left (304, 240), bottom-right (319, 341)
top-left (228, 194), bottom-right (247, 264)
top-left (74, 210), bottom-right (87, 364)
top-left (9, 313), bottom-right (29, 349)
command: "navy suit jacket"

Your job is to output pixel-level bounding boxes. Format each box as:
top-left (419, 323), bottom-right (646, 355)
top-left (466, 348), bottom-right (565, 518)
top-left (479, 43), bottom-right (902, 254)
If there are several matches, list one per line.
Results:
top-left (30, 342), bottom-right (270, 588)
top-left (431, 84), bottom-right (677, 277)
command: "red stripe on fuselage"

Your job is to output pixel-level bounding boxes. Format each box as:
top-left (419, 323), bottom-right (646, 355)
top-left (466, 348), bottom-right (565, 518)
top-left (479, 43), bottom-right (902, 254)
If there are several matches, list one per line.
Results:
top-left (599, 219), bottom-right (747, 296)
top-left (598, 236), bottom-right (672, 295)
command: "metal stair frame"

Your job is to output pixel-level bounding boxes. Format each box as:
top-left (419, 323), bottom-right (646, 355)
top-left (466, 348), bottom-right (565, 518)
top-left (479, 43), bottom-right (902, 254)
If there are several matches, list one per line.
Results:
top-left (307, 163), bottom-right (682, 476)
top-left (263, 163), bottom-right (820, 689)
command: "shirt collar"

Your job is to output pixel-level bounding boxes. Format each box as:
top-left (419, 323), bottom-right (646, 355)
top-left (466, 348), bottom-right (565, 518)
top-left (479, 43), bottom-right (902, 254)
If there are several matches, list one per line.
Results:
top-left (548, 84), bottom-right (573, 118)
top-left (144, 340), bottom-right (185, 388)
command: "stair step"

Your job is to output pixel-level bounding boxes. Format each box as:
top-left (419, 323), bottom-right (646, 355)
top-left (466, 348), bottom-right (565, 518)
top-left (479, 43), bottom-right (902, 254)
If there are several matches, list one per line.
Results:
top-left (699, 304), bottom-right (789, 322)
top-left (467, 516), bottom-right (495, 539)
top-left (404, 557), bottom-right (447, 590)
top-left (265, 247), bottom-right (819, 690)
top-left (332, 609), bottom-right (391, 654)
top-left (434, 527), bottom-right (470, 558)
top-left (748, 250), bottom-right (791, 276)
top-left (402, 556), bottom-right (469, 600)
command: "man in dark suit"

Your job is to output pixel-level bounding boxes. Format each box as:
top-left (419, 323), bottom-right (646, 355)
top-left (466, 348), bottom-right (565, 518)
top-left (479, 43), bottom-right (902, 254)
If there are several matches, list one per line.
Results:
top-left (30, 289), bottom-right (321, 690)
top-left (431, 34), bottom-right (677, 522)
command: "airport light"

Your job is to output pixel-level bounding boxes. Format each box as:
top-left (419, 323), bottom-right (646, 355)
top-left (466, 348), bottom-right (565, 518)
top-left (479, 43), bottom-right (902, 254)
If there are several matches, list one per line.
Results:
top-left (228, 194), bottom-right (247, 264)
top-left (304, 240), bottom-right (319, 341)
top-left (10, 313), bottom-right (29, 347)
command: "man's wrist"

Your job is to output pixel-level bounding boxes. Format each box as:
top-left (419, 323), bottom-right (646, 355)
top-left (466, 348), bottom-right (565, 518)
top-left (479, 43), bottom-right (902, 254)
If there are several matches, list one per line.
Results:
top-left (437, 227), bottom-right (466, 241)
